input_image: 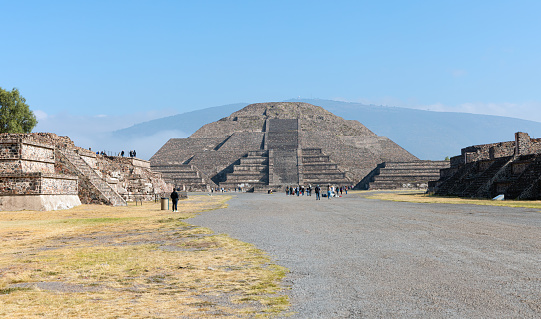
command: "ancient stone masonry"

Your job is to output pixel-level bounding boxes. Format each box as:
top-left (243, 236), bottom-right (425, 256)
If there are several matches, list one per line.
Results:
top-left (151, 102), bottom-right (419, 191)
top-left (301, 148), bottom-right (349, 185)
top-left (57, 148), bottom-right (127, 206)
top-left (431, 132), bottom-right (541, 199)
top-left (267, 119), bottom-right (300, 185)
top-left (359, 161), bottom-right (450, 190)
top-left (0, 134), bottom-right (80, 211)
top-left (0, 133), bottom-right (169, 209)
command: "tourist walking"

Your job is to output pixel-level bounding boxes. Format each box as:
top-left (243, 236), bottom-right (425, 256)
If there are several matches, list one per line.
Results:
top-left (327, 185), bottom-right (332, 199)
top-left (170, 188), bottom-right (179, 212)
top-left (315, 185), bottom-right (321, 200)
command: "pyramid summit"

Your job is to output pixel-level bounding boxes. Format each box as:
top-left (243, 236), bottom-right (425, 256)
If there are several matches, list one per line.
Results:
top-left (150, 102), bottom-right (432, 191)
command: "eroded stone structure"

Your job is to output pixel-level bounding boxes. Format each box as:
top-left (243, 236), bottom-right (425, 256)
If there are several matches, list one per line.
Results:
top-left (0, 133), bottom-right (170, 210)
top-left (0, 136), bottom-right (80, 211)
top-left (151, 102), bottom-right (420, 191)
top-left (431, 132), bottom-right (541, 199)
top-left (359, 161), bottom-right (450, 190)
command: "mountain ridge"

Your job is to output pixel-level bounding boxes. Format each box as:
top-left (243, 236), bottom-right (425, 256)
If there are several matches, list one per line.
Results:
top-left (113, 99), bottom-right (541, 160)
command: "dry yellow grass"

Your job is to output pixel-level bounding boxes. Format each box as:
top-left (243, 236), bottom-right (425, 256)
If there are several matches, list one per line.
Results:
top-left (0, 195), bottom-right (290, 318)
top-left (359, 190), bottom-right (541, 209)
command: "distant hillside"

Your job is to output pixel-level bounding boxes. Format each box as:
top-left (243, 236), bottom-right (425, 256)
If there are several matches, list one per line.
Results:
top-left (114, 103), bottom-right (249, 138)
top-left (113, 99), bottom-right (541, 160)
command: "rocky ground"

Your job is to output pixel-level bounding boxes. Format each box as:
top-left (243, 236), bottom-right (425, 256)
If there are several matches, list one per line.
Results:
top-left (191, 191), bottom-right (541, 318)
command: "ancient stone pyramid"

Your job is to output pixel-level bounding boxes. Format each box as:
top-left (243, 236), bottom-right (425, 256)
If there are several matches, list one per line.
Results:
top-left (150, 102), bottom-right (419, 191)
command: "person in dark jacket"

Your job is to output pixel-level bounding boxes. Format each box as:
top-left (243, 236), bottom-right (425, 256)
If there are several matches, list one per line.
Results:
top-left (170, 188), bottom-right (179, 212)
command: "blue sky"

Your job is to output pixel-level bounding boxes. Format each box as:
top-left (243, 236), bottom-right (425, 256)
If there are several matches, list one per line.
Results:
top-left (1, 0), bottom-right (541, 128)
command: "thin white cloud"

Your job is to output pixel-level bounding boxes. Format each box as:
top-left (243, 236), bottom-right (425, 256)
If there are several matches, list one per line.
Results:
top-left (33, 110), bottom-right (48, 120)
top-left (33, 109), bottom-right (185, 160)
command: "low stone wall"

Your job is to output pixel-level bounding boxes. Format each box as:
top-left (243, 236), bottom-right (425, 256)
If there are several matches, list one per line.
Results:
top-left (455, 132), bottom-right (541, 167)
top-left (0, 173), bottom-right (78, 195)
top-left (0, 138), bottom-right (55, 174)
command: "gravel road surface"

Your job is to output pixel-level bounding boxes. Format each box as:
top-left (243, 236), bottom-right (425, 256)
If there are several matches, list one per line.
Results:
top-left (190, 192), bottom-right (541, 318)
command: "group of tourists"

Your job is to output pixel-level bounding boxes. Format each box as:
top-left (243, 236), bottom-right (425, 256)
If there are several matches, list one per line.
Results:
top-left (210, 186), bottom-right (242, 193)
top-left (118, 150), bottom-right (137, 157)
top-left (285, 184), bottom-right (351, 200)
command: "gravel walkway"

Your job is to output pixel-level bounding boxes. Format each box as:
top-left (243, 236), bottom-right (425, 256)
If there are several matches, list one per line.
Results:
top-left (190, 192), bottom-right (541, 318)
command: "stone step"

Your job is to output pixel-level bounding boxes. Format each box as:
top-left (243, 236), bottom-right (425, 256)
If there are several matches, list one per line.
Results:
top-left (247, 150), bottom-right (268, 157)
top-left (173, 177), bottom-right (205, 183)
top-left (151, 164), bottom-right (197, 172)
top-left (384, 162), bottom-right (450, 168)
top-left (302, 148), bottom-right (323, 155)
top-left (240, 158), bottom-right (269, 165)
top-left (226, 172), bottom-right (267, 179)
top-left (61, 149), bottom-right (127, 206)
top-left (302, 155), bottom-right (330, 163)
top-left (303, 163), bottom-right (339, 171)
top-left (234, 165), bottom-right (268, 172)
top-left (167, 171), bottom-right (200, 178)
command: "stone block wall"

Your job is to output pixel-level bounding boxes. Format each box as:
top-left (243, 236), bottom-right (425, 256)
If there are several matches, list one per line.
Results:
top-left (40, 174), bottom-right (78, 195)
top-left (461, 141), bottom-right (515, 164)
top-left (0, 173), bottom-right (77, 195)
top-left (22, 143), bottom-right (55, 164)
top-left (452, 132), bottom-right (541, 168)
top-left (0, 138), bottom-right (55, 174)
top-left (433, 132), bottom-right (541, 199)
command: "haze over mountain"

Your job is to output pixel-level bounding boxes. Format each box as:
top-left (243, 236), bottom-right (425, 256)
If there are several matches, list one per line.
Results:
top-left (114, 99), bottom-right (541, 161)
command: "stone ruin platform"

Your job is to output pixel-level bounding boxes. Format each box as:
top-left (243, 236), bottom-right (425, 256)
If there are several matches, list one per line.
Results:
top-left (358, 160), bottom-right (450, 190)
top-left (151, 102), bottom-right (426, 191)
top-left (0, 136), bottom-right (80, 211)
top-left (0, 133), bottom-right (171, 210)
top-left (431, 132), bottom-right (541, 199)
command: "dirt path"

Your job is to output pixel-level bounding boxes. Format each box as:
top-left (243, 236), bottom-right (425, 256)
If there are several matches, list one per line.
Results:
top-left (191, 192), bottom-right (541, 318)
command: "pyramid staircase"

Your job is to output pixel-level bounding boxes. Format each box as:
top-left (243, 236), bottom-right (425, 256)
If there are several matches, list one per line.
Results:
top-left (503, 155), bottom-right (541, 199)
top-left (301, 148), bottom-right (349, 185)
top-left (434, 162), bottom-right (480, 196)
top-left (220, 150), bottom-right (269, 190)
top-left (366, 161), bottom-right (449, 190)
top-left (59, 149), bottom-right (127, 206)
top-left (459, 156), bottom-right (512, 197)
top-left (151, 164), bottom-right (215, 191)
